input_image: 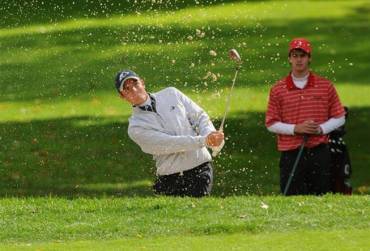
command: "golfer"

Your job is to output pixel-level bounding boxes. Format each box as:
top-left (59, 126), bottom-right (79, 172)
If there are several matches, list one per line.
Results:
top-left (265, 38), bottom-right (346, 195)
top-left (115, 70), bottom-right (224, 197)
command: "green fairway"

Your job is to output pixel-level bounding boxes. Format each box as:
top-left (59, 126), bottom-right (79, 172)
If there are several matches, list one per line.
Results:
top-left (1, 0), bottom-right (370, 249)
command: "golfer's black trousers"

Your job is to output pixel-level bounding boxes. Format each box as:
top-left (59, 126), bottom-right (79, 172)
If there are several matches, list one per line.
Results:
top-left (280, 144), bottom-right (332, 195)
top-left (153, 162), bottom-right (213, 197)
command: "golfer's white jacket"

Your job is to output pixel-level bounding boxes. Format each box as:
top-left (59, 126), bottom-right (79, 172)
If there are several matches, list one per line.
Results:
top-left (128, 87), bottom-right (215, 176)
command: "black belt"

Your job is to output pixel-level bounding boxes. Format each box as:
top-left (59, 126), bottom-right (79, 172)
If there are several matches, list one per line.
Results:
top-left (162, 162), bottom-right (210, 178)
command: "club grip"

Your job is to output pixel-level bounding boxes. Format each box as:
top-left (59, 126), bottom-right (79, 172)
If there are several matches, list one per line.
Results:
top-left (211, 140), bottom-right (225, 157)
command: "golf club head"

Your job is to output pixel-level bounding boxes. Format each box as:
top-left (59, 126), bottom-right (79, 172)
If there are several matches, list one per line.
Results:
top-left (228, 49), bottom-right (242, 63)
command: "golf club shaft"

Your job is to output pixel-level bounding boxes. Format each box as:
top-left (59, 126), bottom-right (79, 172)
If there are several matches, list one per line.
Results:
top-left (219, 66), bottom-right (240, 132)
top-left (212, 66), bottom-right (240, 157)
top-left (283, 135), bottom-right (308, 195)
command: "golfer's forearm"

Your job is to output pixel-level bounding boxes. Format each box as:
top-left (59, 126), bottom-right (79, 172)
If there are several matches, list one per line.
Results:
top-left (140, 136), bottom-right (206, 155)
top-left (198, 113), bottom-right (216, 136)
top-left (267, 122), bottom-right (295, 135)
top-left (178, 89), bottom-right (216, 136)
top-left (129, 128), bottom-right (206, 155)
top-left (320, 116), bottom-right (345, 134)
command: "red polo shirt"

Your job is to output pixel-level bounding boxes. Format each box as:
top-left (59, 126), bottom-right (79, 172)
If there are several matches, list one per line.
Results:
top-left (266, 72), bottom-right (345, 151)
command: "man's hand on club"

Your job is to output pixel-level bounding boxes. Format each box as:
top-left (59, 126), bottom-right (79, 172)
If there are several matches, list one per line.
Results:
top-left (206, 131), bottom-right (224, 147)
top-left (294, 120), bottom-right (322, 135)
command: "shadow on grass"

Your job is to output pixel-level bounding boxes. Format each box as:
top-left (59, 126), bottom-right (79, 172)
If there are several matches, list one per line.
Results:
top-left (1, 107), bottom-right (369, 198)
top-left (1, 11), bottom-right (369, 102)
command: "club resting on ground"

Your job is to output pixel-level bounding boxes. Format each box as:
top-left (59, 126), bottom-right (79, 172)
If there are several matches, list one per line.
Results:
top-left (212, 49), bottom-right (242, 157)
top-left (283, 135), bottom-right (308, 195)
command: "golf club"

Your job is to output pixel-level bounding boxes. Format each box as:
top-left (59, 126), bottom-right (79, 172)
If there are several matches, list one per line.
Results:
top-left (283, 135), bottom-right (308, 195)
top-left (212, 49), bottom-right (242, 157)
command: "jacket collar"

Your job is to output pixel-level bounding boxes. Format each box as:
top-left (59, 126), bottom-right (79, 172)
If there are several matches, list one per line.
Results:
top-left (133, 93), bottom-right (157, 113)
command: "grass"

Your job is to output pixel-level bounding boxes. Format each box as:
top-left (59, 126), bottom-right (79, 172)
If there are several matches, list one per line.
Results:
top-left (2, 230), bottom-right (370, 250)
top-left (0, 196), bottom-right (369, 244)
top-left (0, 0), bottom-right (370, 249)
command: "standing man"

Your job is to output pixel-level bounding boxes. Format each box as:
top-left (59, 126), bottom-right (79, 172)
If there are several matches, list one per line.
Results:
top-left (265, 38), bottom-right (346, 195)
top-left (115, 70), bottom-right (224, 197)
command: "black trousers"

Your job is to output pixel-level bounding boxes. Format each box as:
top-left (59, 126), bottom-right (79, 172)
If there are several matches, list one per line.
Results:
top-left (280, 144), bottom-right (332, 195)
top-left (153, 162), bottom-right (213, 197)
